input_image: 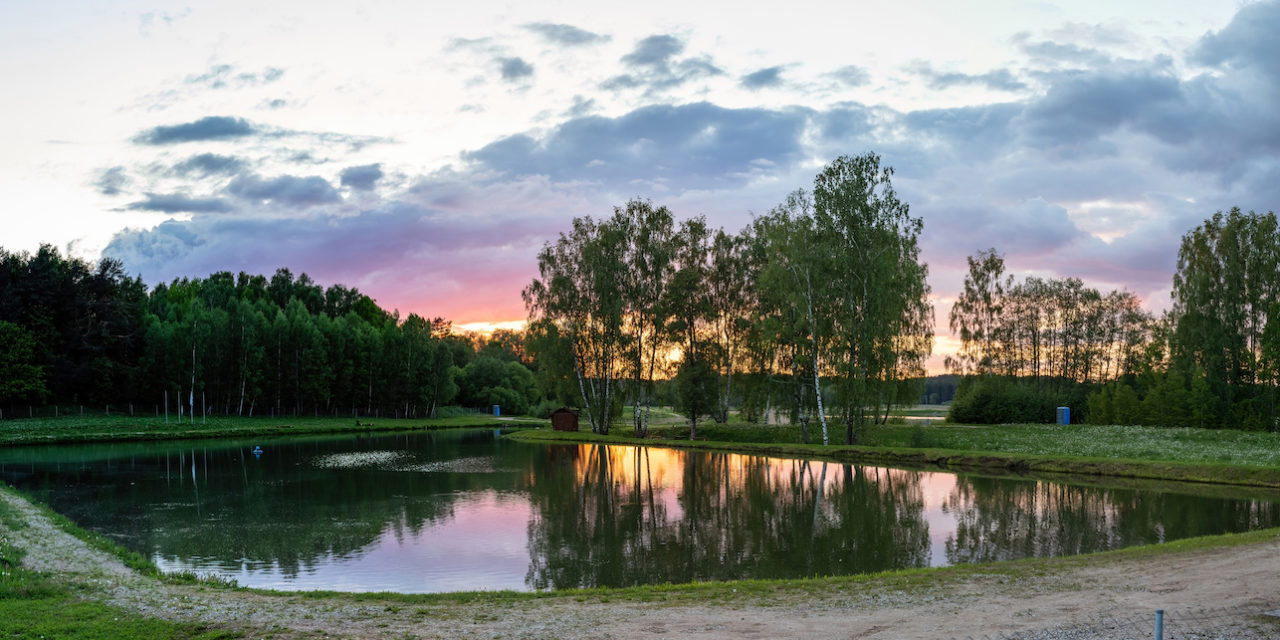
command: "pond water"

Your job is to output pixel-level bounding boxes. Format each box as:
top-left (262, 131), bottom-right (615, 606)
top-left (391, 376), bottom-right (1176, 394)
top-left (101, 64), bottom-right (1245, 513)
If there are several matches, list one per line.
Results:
top-left (1, 429), bottom-right (1278, 593)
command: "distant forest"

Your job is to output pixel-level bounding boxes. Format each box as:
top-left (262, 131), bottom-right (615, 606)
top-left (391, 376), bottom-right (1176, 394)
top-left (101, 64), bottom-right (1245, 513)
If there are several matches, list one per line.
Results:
top-left (0, 246), bottom-right (539, 419)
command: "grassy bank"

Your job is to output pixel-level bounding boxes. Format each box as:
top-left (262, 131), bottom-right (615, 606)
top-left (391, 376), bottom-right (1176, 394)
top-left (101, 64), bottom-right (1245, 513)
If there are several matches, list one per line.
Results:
top-left (0, 496), bottom-right (245, 639)
top-left (511, 422), bottom-right (1280, 488)
top-left (0, 413), bottom-right (546, 447)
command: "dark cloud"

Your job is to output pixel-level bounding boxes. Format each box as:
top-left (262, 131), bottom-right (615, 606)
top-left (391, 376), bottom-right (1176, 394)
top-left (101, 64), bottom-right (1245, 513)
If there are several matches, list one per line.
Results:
top-left (498, 57), bottom-right (535, 82)
top-left (134, 116), bottom-right (257, 145)
top-left (910, 62), bottom-right (1027, 91)
top-left (828, 65), bottom-right (870, 87)
top-left (340, 164), bottom-right (384, 191)
top-left (133, 116), bottom-right (389, 151)
top-left (126, 193), bottom-right (235, 213)
top-left (604, 34), bottom-right (722, 93)
top-left (1023, 66), bottom-right (1181, 147)
top-left (1193, 0), bottom-right (1280, 85)
top-left (523, 22), bottom-right (609, 46)
top-left (171, 153), bottom-right (247, 177)
top-left (463, 102), bottom-right (810, 189)
top-left (741, 66), bottom-right (784, 89)
top-left (225, 173), bottom-right (342, 207)
top-left (96, 166), bottom-right (128, 195)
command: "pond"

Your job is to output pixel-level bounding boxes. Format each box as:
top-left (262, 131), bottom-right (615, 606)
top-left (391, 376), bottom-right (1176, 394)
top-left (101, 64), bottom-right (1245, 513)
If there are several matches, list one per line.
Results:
top-left (1, 429), bottom-right (1277, 593)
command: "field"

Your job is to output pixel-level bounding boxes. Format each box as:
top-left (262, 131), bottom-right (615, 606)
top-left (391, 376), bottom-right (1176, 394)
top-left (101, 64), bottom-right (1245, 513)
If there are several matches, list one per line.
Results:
top-left (0, 413), bottom-right (544, 447)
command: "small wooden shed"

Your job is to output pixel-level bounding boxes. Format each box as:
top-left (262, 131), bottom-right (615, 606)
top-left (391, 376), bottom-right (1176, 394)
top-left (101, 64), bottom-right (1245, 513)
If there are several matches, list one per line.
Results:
top-left (550, 407), bottom-right (580, 432)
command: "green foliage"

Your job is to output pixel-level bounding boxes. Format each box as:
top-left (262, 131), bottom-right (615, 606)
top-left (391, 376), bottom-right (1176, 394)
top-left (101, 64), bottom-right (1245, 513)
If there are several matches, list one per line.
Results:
top-left (456, 356), bottom-right (539, 415)
top-left (1170, 208), bottom-right (1280, 430)
top-left (948, 377), bottom-right (1085, 424)
top-left (674, 352), bottom-right (717, 438)
top-left (0, 320), bottom-right (46, 403)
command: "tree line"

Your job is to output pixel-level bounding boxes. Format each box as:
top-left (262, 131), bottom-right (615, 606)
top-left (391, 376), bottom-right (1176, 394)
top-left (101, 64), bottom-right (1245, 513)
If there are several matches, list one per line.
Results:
top-left (950, 208), bottom-right (1279, 430)
top-left (0, 246), bottom-right (540, 418)
top-left (524, 152), bottom-right (934, 443)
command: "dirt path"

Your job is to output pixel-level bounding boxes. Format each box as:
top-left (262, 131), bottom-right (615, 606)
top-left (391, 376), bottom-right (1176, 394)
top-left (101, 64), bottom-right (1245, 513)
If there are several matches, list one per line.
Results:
top-left (4, 488), bottom-right (1278, 639)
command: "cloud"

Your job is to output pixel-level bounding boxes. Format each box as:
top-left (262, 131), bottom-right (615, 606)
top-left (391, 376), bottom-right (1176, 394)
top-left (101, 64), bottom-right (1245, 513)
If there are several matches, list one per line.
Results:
top-left (623, 34), bottom-right (683, 68)
top-left (1192, 0), bottom-right (1280, 85)
top-left (498, 56), bottom-right (534, 82)
top-left (134, 116), bottom-right (257, 145)
top-left (564, 95), bottom-right (597, 118)
top-left (909, 62), bottom-right (1027, 91)
top-left (463, 101), bottom-right (810, 189)
top-left (741, 66), bottom-right (785, 90)
top-left (225, 173), bottom-right (342, 207)
top-left (604, 34), bottom-right (723, 93)
top-left (340, 164), bottom-right (384, 191)
top-left (185, 64), bottom-right (285, 89)
top-left (1022, 65), bottom-right (1181, 147)
top-left (828, 65), bottom-right (870, 87)
top-left (103, 185), bottom-right (558, 322)
top-left (920, 197), bottom-right (1086, 263)
top-left (132, 116), bottom-right (389, 150)
top-left (171, 153), bottom-right (247, 177)
top-left (523, 22), bottom-right (609, 46)
top-left (96, 166), bottom-right (128, 195)
top-left (126, 193), bottom-right (235, 213)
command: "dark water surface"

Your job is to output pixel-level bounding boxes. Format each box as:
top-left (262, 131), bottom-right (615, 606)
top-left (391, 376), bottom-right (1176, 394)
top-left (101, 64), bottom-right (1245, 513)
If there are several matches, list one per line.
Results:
top-left (2, 429), bottom-right (1278, 593)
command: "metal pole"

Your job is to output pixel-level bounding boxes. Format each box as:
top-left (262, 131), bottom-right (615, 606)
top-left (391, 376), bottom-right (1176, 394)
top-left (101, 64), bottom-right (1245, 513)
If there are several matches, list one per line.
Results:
top-left (1155, 609), bottom-right (1164, 640)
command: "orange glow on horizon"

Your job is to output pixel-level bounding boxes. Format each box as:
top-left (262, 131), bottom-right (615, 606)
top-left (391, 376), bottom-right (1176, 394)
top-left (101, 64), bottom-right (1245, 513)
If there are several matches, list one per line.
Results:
top-left (453, 320), bottom-right (527, 337)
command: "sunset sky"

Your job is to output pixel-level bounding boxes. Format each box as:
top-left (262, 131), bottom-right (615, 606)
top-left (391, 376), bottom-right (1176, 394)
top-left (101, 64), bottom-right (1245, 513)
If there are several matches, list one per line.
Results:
top-left (3, 1), bottom-right (1277, 367)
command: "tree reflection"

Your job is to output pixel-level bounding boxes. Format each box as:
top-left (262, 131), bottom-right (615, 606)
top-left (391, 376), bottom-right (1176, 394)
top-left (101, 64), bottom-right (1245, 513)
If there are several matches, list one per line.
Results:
top-left (523, 445), bottom-right (931, 589)
top-left (943, 475), bottom-right (1280, 565)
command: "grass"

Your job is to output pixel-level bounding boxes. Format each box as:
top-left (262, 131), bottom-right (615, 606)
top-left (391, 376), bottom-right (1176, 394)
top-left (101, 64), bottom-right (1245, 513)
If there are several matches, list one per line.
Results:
top-left (0, 493), bottom-right (248, 639)
top-left (865, 422), bottom-right (1280, 468)
top-left (0, 413), bottom-right (546, 447)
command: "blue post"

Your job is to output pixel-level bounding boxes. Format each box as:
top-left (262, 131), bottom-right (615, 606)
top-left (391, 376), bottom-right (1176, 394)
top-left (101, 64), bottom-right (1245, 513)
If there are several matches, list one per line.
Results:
top-left (1155, 609), bottom-right (1164, 640)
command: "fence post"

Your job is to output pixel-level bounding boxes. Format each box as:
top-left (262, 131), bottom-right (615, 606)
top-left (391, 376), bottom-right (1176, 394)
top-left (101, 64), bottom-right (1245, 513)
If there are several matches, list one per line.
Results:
top-left (1155, 609), bottom-right (1163, 640)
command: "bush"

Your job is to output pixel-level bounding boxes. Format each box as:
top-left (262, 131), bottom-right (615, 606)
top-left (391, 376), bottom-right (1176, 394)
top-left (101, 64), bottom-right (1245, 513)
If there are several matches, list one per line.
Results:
top-left (949, 377), bottom-right (1086, 424)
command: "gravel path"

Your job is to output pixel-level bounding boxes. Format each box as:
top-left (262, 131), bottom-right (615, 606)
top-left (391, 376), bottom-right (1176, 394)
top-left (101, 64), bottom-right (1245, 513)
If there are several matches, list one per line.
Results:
top-left (4, 487), bottom-right (1279, 639)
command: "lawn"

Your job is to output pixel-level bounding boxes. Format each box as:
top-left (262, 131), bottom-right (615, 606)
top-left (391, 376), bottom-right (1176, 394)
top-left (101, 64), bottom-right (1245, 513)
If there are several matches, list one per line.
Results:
top-left (0, 412), bottom-right (546, 446)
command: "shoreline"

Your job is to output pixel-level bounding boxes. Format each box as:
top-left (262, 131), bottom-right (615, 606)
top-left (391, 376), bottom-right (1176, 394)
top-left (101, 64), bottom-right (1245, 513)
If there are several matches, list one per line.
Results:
top-left (508, 427), bottom-right (1280, 489)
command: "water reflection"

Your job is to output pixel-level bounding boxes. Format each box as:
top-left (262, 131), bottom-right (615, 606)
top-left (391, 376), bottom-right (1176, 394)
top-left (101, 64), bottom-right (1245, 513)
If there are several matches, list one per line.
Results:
top-left (0, 431), bottom-right (1277, 593)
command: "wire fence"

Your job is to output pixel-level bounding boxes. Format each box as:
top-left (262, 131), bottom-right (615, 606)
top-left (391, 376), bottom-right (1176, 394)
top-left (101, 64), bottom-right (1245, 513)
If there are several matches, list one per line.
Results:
top-left (955, 603), bottom-right (1280, 640)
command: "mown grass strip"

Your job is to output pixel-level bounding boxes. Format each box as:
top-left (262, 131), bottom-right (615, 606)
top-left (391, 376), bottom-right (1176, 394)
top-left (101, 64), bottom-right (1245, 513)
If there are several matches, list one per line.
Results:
top-left (0, 414), bottom-right (545, 447)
